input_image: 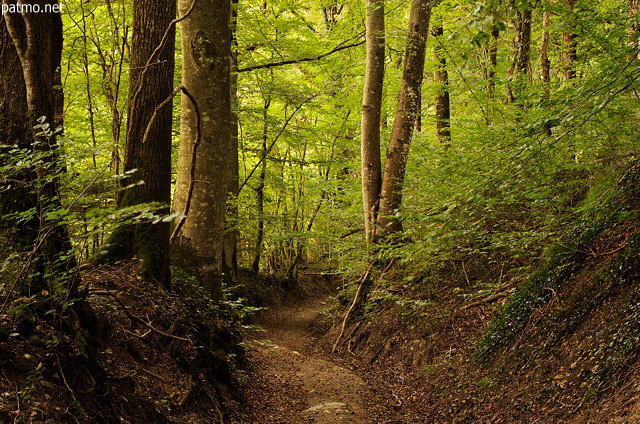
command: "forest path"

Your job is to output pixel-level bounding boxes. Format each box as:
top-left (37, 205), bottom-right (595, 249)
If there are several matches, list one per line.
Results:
top-left (238, 292), bottom-right (400, 423)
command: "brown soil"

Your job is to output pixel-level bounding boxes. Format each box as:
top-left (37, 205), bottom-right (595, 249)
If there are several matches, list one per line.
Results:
top-left (236, 289), bottom-right (410, 423)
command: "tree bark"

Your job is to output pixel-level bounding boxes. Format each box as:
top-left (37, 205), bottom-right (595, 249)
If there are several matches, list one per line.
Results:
top-left (431, 24), bottom-right (451, 145)
top-left (377, 0), bottom-right (432, 236)
top-left (174, 0), bottom-right (232, 299)
top-left (360, 0), bottom-right (385, 244)
top-left (95, 0), bottom-right (176, 289)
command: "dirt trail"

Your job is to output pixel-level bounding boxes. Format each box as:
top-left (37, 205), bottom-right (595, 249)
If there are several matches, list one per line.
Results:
top-left (238, 295), bottom-right (399, 423)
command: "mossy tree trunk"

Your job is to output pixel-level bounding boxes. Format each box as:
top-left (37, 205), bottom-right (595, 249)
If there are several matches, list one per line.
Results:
top-left (174, 0), bottom-right (232, 299)
top-left (94, 0), bottom-right (176, 289)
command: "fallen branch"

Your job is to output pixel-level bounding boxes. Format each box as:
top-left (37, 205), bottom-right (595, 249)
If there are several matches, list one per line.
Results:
top-left (90, 290), bottom-right (190, 342)
top-left (332, 264), bottom-right (373, 353)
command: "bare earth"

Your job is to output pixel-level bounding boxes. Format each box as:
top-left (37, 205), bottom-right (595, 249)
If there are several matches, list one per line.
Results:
top-left (236, 296), bottom-right (402, 423)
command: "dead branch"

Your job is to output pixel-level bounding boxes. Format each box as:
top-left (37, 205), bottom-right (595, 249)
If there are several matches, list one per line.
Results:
top-left (157, 86), bottom-right (202, 245)
top-left (238, 38), bottom-right (364, 73)
top-left (332, 264), bottom-right (373, 353)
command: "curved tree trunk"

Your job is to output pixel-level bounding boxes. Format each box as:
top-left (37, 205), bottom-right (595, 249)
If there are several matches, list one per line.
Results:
top-left (174, 0), bottom-right (232, 299)
top-left (360, 0), bottom-right (385, 244)
top-left (377, 0), bottom-right (432, 236)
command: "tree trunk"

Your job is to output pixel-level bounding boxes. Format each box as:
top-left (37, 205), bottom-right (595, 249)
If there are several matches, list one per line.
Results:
top-left (252, 97), bottom-right (270, 274)
top-left (174, 0), bottom-right (232, 299)
top-left (2, 0), bottom-right (77, 295)
top-left (540, 11), bottom-right (551, 100)
top-left (377, 0), bottom-right (432, 236)
top-left (487, 25), bottom-right (500, 95)
top-left (630, 0), bottom-right (640, 57)
top-left (0, 16), bottom-right (36, 254)
top-left (506, 7), bottom-right (532, 103)
top-left (360, 0), bottom-right (385, 243)
top-left (95, 0), bottom-right (176, 289)
top-left (431, 24), bottom-right (451, 145)
top-left (561, 0), bottom-right (578, 81)
top-left (224, 0), bottom-right (240, 282)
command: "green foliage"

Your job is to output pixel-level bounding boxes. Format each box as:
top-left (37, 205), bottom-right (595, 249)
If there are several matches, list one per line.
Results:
top-left (476, 161), bottom-right (640, 362)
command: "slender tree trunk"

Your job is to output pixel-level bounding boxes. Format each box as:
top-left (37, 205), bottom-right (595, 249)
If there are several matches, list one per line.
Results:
top-left (431, 24), bottom-right (451, 145)
top-left (360, 0), bottom-right (385, 243)
top-left (487, 26), bottom-right (500, 95)
top-left (252, 97), bottom-right (270, 274)
top-left (377, 0), bottom-right (432, 236)
top-left (174, 0), bottom-right (232, 299)
top-left (561, 0), bottom-right (578, 81)
top-left (94, 0), bottom-right (176, 288)
top-left (506, 7), bottom-right (532, 103)
top-left (540, 11), bottom-right (551, 100)
top-left (224, 0), bottom-right (240, 281)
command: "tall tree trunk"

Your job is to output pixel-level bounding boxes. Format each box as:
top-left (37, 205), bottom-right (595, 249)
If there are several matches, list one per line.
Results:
top-left (431, 24), bottom-right (451, 145)
top-left (224, 0), bottom-right (240, 281)
top-left (2, 0), bottom-right (77, 295)
top-left (252, 97), bottom-right (270, 274)
top-left (561, 0), bottom-right (578, 81)
top-left (360, 0), bottom-right (385, 243)
top-left (0, 15), bottom-right (36, 254)
top-left (94, 0), bottom-right (176, 288)
top-left (377, 0), bottom-right (432, 236)
top-left (174, 0), bottom-right (232, 299)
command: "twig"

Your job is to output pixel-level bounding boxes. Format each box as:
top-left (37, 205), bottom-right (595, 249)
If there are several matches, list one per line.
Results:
top-left (136, 366), bottom-right (170, 383)
top-left (90, 290), bottom-right (190, 342)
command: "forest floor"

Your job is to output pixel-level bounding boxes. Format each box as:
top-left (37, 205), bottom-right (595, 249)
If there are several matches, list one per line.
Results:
top-left (235, 292), bottom-right (409, 423)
